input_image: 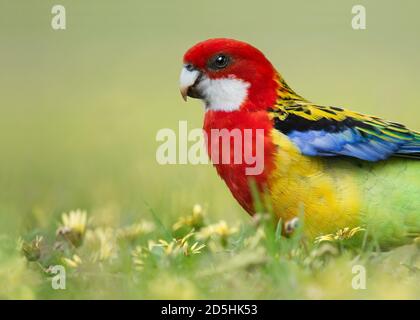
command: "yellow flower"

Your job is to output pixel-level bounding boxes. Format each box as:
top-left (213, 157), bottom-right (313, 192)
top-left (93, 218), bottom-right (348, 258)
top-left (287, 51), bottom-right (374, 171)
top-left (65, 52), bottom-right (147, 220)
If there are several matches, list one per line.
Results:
top-left (172, 204), bottom-right (205, 231)
top-left (148, 231), bottom-right (205, 258)
top-left (85, 227), bottom-right (117, 262)
top-left (57, 209), bottom-right (88, 247)
top-left (178, 231), bottom-right (206, 256)
top-left (19, 236), bottom-right (43, 262)
top-left (192, 204), bottom-right (203, 216)
top-left (116, 220), bottom-right (155, 241)
top-left (196, 220), bottom-right (238, 240)
top-left (61, 209), bottom-right (87, 234)
top-left (315, 226), bottom-right (365, 244)
top-left (62, 254), bottom-right (82, 268)
top-left (314, 234), bottom-right (335, 243)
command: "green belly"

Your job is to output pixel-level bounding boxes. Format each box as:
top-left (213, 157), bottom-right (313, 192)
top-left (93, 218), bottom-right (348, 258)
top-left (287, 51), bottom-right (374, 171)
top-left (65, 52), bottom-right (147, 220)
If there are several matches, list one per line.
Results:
top-left (325, 158), bottom-right (420, 247)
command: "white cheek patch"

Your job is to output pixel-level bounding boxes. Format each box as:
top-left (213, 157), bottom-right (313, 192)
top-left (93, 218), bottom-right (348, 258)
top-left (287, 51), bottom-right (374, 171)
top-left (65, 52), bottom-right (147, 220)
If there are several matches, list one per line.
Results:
top-left (197, 76), bottom-right (250, 112)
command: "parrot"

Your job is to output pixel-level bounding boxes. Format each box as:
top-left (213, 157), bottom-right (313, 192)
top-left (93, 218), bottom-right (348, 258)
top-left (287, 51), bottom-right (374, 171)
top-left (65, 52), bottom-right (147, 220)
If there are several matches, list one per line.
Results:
top-left (179, 38), bottom-right (420, 247)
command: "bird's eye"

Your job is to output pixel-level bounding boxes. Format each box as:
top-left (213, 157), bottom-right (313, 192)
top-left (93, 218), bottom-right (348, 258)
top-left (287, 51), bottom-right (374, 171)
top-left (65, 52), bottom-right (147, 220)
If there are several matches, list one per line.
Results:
top-left (185, 63), bottom-right (195, 71)
top-left (209, 54), bottom-right (230, 70)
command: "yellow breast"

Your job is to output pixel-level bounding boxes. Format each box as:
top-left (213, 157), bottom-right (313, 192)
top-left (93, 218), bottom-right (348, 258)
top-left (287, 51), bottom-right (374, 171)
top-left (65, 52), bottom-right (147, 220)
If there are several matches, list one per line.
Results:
top-left (266, 130), bottom-right (362, 238)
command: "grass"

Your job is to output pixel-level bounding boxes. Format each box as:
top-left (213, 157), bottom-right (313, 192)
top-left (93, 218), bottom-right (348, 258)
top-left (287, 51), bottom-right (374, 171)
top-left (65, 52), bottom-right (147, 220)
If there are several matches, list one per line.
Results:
top-left (1, 205), bottom-right (419, 299)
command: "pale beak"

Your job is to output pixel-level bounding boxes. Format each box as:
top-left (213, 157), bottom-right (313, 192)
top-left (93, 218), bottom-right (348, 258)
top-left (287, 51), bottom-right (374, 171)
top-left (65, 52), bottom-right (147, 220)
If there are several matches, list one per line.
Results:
top-left (179, 66), bottom-right (201, 101)
top-left (180, 87), bottom-right (188, 102)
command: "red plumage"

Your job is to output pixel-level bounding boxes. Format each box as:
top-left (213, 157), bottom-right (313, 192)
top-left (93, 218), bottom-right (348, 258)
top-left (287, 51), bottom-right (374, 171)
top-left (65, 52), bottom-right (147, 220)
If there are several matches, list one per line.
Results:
top-left (203, 110), bottom-right (277, 214)
top-left (183, 38), bottom-right (282, 214)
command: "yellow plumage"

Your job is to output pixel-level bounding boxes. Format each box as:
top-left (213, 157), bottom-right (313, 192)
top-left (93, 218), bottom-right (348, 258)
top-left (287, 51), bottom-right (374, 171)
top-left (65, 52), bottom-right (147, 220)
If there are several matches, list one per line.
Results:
top-left (266, 129), bottom-right (361, 238)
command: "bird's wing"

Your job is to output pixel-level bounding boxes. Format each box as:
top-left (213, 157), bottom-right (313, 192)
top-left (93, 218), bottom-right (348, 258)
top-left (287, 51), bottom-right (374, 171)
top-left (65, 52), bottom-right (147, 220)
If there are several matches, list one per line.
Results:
top-left (269, 101), bottom-right (420, 161)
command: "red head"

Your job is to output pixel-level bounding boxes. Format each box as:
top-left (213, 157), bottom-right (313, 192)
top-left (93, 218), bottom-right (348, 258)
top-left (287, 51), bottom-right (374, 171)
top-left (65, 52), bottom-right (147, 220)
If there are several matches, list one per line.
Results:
top-left (180, 38), bottom-right (279, 112)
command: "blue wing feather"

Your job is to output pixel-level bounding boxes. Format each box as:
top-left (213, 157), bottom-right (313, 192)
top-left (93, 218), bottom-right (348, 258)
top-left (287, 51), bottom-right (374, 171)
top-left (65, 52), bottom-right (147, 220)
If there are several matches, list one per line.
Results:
top-left (287, 129), bottom-right (404, 161)
top-left (270, 104), bottom-right (420, 162)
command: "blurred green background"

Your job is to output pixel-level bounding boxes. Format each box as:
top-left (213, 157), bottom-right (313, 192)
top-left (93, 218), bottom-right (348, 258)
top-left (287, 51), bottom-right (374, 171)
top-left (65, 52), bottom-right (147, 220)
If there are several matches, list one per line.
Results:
top-left (0, 0), bottom-right (419, 298)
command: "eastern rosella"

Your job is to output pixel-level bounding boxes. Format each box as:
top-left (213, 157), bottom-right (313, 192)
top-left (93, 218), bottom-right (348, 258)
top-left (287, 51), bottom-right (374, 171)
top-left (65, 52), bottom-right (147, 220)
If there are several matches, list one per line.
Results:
top-left (179, 38), bottom-right (420, 246)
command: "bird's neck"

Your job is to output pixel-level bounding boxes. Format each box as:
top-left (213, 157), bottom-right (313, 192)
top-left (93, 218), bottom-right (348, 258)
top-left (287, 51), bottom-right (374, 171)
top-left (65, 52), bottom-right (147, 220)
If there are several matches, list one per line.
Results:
top-left (274, 73), bottom-right (307, 103)
top-left (244, 73), bottom-right (306, 112)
